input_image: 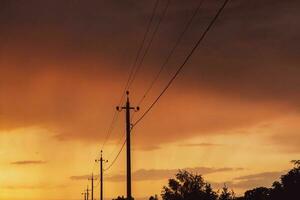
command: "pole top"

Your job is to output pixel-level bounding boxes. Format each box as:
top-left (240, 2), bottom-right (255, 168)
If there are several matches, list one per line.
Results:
top-left (126, 90), bottom-right (129, 95)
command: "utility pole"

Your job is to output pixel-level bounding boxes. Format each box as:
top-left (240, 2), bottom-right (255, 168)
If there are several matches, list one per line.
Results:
top-left (81, 192), bottom-right (87, 200)
top-left (117, 91), bottom-right (139, 200)
top-left (88, 174), bottom-right (95, 200)
top-left (86, 185), bottom-right (90, 200)
top-left (96, 150), bottom-right (107, 200)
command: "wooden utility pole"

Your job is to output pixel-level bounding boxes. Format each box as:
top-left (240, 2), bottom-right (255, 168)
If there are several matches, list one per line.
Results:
top-left (117, 91), bottom-right (139, 200)
top-left (96, 150), bottom-right (107, 200)
top-left (88, 174), bottom-right (95, 200)
top-left (81, 192), bottom-right (87, 200)
top-left (86, 185), bottom-right (90, 200)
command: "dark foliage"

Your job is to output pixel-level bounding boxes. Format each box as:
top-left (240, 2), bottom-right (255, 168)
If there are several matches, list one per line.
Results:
top-left (112, 196), bottom-right (133, 200)
top-left (238, 160), bottom-right (300, 200)
top-left (160, 160), bottom-right (300, 200)
top-left (161, 170), bottom-right (218, 200)
top-left (219, 185), bottom-right (235, 200)
top-left (244, 187), bottom-right (270, 200)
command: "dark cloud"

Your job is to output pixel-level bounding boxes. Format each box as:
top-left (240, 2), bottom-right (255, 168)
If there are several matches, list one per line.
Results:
top-left (106, 167), bottom-right (243, 182)
top-left (0, 0), bottom-right (299, 147)
top-left (213, 171), bottom-right (286, 190)
top-left (70, 166), bottom-right (243, 181)
top-left (10, 160), bottom-right (47, 165)
top-left (70, 174), bottom-right (96, 181)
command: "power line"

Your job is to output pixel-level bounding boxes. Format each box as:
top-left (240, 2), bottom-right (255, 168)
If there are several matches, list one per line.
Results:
top-left (104, 139), bottom-right (126, 171)
top-left (127, 0), bottom-right (171, 90)
top-left (99, 0), bottom-right (161, 174)
top-left (83, 0), bottom-right (230, 193)
top-left (100, 111), bottom-right (119, 150)
top-left (107, 134), bottom-right (125, 160)
top-left (136, 0), bottom-right (205, 107)
top-left (133, 0), bottom-right (230, 127)
top-left (119, 0), bottom-right (160, 101)
top-left (99, 0), bottom-right (160, 153)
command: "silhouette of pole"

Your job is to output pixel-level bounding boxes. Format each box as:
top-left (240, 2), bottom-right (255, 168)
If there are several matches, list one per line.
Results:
top-left (86, 185), bottom-right (90, 200)
top-left (96, 150), bottom-right (107, 200)
top-left (117, 91), bottom-right (139, 200)
top-left (82, 192), bottom-right (87, 200)
top-left (88, 174), bottom-right (95, 200)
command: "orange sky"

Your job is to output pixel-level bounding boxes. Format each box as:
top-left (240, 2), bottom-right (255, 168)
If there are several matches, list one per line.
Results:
top-left (1, 1), bottom-right (300, 200)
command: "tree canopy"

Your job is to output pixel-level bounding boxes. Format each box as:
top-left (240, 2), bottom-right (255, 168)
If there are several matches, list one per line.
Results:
top-left (160, 160), bottom-right (300, 200)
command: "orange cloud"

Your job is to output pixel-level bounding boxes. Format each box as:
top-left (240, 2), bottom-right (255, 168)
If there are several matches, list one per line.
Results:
top-left (0, 0), bottom-right (299, 150)
top-left (10, 160), bottom-right (47, 165)
top-left (70, 167), bottom-right (244, 181)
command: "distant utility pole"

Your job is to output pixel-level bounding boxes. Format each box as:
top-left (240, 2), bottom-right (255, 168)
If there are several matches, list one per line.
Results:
top-left (81, 192), bottom-right (87, 200)
top-left (96, 150), bottom-right (107, 200)
top-left (88, 174), bottom-right (95, 200)
top-left (117, 91), bottom-right (139, 200)
top-left (86, 185), bottom-right (90, 200)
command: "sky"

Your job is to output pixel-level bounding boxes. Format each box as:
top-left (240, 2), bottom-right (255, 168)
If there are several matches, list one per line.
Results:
top-left (0, 0), bottom-right (300, 200)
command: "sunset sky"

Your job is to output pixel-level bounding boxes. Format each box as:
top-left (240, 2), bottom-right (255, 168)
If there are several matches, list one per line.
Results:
top-left (0, 0), bottom-right (300, 200)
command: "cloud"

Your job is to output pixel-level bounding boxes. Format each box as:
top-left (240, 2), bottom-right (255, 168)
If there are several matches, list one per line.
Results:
top-left (133, 145), bottom-right (161, 151)
top-left (213, 171), bottom-right (286, 190)
top-left (234, 171), bottom-right (283, 181)
top-left (10, 160), bottom-right (47, 165)
top-left (2, 184), bottom-right (67, 190)
top-left (70, 166), bottom-right (243, 181)
top-left (0, 0), bottom-right (299, 149)
top-left (178, 143), bottom-right (222, 147)
top-left (267, 116), bottom-right (300, 153)
top-left (70, 174), bottom-right (97, 180)
top-left (106, 167), bottom-right (243, 182)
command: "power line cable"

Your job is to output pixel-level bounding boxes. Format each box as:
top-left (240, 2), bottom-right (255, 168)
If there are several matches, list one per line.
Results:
top-left (136, 0), bottom-right (205, 107)
top-left (127, 0), bottom-right (170, 90)
top-left (119, 0), bottom-right (160, 102)
top-left (81, 0), bottom-right (161, 192)
top-left (104, 139), bottom-right (126, 171)
top-left (103, 0), bottom-right (230, 172)
top-left (99, 0), bottom-right (160, 153)
top-left (133, 0), bottom-right (230, 127)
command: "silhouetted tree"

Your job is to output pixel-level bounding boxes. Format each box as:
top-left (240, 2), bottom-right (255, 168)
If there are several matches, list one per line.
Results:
top-left (161, 170), bottom-right (218, 200)
top-left (113, 196), bottom-right (132, 200)
top-left (234, 197), bottom-right (244, 200)
top-left (244, 187), bottom-right (270, 200)
top-left (218, 184), bottom-right (235, 200)
top-left (242, 160), bottom-right (300, 200)
top-left (149, 195), bottom-right (158, 200)
top-left (112, 196), bottom-right (124, 200)
top-left (269, 160), bottom-right (300, 200)
top-left (203, 184), bottom-right (218, 200)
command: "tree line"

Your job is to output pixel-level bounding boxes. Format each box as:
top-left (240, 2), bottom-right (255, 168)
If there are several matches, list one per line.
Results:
top-left (159, 160), bottom-right (299, 200)
top-left (112, 160), bottom-right (299, 200)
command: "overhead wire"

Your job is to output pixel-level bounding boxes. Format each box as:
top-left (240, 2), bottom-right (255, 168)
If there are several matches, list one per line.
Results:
top-left (80, 0), bottom-right (161, 193)
top-left (127, 0), bottom-right (171, 90)
top-left (102, 0), bottom-right (162, 171)
top-left (99, 0), bottom-right (160, 156)
top-left (83, 0), bottom-right (230, 189)
top-left (118, 0), bottom-right (160, 102)
top-left (133, 0), bottom-right (230, 127)
top-left (104, 139), bottom-right (126, 171)
top-left (102, 0), bottom-right (230, 172)
top-left (136, 0), bottom-right (205, 107)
